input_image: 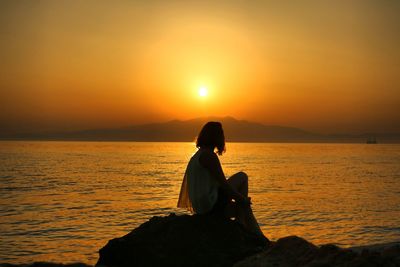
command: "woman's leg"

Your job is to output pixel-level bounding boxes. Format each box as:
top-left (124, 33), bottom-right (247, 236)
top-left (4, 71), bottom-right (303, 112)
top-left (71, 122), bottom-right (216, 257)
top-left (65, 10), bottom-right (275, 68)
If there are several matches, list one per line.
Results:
top-left (227, 171), bottom-right (248, 197)
top-left (227, 172), bottom-right (264, 236)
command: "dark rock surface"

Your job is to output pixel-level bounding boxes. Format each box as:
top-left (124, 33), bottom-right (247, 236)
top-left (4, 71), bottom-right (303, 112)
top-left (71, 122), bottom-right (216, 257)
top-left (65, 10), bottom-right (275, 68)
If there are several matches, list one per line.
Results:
top-left (96, 213), bottom-right (269, 267)
top-left (97, 213), bottom-right (400, 267)
top-left (234, 236), bottom-right (400, 267)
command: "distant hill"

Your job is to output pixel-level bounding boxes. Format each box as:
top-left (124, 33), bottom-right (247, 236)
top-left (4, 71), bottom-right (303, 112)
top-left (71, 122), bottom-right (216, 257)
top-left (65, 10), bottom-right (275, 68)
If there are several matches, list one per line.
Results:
top-left (2, 116), bottom-right (400, 143)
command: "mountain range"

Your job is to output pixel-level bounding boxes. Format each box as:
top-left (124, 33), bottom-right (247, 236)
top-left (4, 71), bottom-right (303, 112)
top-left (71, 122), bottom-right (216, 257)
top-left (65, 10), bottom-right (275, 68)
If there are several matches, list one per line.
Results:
top-left (3, 116), bottom-right (400, 143)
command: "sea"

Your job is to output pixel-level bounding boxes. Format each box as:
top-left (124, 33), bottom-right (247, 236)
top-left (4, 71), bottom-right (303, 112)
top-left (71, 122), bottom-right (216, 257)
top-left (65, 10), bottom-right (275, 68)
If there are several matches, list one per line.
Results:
top-left (0, 141), bottom-right (399, 265)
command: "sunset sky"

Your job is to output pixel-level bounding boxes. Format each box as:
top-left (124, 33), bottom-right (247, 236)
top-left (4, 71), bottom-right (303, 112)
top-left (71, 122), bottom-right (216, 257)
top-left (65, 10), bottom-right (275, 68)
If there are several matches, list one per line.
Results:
top-left (1, 0), bottom-right (399, 135)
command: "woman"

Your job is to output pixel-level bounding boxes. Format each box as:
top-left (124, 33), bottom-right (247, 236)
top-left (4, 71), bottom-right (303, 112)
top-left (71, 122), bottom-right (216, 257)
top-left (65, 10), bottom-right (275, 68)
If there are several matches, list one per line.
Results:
top-left (177, 121), bottom-right (264, 237)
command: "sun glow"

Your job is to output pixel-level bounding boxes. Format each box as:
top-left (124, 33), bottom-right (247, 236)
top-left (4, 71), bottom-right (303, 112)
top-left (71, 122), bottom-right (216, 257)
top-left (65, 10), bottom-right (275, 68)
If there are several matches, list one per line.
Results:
top-left (198, 87), bottom-right (208, 97)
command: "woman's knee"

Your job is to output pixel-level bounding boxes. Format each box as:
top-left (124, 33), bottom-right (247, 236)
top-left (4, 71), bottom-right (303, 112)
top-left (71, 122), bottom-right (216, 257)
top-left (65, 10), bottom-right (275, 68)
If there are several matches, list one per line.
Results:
top-left (237, 171), bottom-right (248, 183)
top-left (228, 171), bottom-right (248, 190)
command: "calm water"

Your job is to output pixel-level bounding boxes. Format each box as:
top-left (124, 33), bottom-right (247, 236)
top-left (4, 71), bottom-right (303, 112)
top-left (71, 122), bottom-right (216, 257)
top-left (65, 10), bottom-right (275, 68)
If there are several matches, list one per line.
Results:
top-left (0, 141), bottom-right (399, 264)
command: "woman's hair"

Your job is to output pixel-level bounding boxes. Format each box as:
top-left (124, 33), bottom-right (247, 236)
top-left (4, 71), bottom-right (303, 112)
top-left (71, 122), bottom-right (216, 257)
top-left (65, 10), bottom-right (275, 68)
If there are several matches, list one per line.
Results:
top-left (196, 121), bottom-right (226, 155)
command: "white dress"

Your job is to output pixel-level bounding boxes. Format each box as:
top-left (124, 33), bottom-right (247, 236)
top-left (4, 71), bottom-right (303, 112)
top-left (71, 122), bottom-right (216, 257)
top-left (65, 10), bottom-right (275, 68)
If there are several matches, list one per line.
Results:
top-left (177, 149), bottom-right (219, 214)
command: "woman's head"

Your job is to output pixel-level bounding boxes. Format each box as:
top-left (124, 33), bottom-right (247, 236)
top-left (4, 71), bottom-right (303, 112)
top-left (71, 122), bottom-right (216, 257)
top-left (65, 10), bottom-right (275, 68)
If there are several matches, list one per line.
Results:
top-left (196, 121), bottom-right (226, 155)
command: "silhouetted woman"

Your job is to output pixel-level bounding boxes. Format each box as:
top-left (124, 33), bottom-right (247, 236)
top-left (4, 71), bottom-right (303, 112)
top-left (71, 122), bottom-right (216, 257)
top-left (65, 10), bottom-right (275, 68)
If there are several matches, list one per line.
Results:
top-left (177, 121), bottom-right (264, 237)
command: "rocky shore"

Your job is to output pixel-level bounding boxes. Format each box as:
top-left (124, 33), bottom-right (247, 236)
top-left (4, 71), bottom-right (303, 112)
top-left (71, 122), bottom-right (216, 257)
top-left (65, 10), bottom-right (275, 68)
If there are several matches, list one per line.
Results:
top-left (2, 213), bottom-right (400, 267)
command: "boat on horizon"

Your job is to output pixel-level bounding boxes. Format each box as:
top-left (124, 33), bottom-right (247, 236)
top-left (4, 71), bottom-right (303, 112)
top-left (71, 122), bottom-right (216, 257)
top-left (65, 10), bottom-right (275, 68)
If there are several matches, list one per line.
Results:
top-left (367, 137), bottom-right (378, 144)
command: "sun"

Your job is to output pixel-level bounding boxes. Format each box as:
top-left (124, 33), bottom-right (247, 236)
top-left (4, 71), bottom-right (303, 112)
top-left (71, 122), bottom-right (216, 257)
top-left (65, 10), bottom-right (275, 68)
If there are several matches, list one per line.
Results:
top-left (198, 86), bottom-right (208, 97)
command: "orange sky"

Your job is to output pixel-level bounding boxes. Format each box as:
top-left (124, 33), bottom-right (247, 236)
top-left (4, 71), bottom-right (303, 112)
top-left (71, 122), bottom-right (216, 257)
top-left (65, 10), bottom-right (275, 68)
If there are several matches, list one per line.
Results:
top-left (1, 1), bottom-right (399, 135)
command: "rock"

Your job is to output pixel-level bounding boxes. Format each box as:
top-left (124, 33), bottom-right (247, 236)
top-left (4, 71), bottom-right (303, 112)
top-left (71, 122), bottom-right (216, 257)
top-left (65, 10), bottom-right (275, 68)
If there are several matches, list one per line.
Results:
top-left (96, 213), bottom-right (400, 267)
top-left (96, 213), bottom-right (269, 267)
top-left (382, 244), bottom-right (400, 260)
top-left (235, 237), bottom-right (400, 267)
top-left (234, 236), bottom-right (319, 267)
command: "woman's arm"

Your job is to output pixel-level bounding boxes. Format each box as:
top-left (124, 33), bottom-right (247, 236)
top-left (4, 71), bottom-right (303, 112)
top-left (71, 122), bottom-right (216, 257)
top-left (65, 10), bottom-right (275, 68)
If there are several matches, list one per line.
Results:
top-left (199, 150), bottom-right (250, 205)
